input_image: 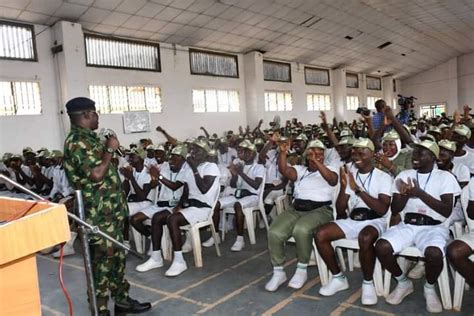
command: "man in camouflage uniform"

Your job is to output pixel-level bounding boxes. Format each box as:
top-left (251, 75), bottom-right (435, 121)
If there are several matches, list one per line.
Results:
top-left (63, 97), bottom-right (151, 316)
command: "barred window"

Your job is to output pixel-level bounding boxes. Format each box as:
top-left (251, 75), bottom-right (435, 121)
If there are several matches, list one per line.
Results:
top-left (367, 96), bottom-right (381, 110)
top-left (264, 91), bottom-right (293, 111)
top-left (367, 76), bottom-right (381, 90)
top-left (305, 67), bottom-right (330, 86)
top-left (0, 81), bottom-right (41, 115)
top-left (192, 89), bottom-right (239, 112)
top-left (84, 34), bottom-right (160, 71)
top-left (307, 93), bottom-right (331, 111)
top-left (89, 85), bottom-right (162, 114)
top-left (263, 60), bottom-right (291, 82)
top-left (189, 49), bottom-right (238, 78)
top-left (0, 21), bottom-right (37, 61)
top-left (346, 73), bottom-right (359, 88)
top-left (346, 95), bottom-right (359, 110)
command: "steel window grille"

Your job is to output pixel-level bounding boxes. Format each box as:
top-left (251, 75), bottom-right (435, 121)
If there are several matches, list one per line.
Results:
top-left (264, 91), bottom-right (293, 111)
top-left (346, 73), bottom-right (359, 88)
top-left (192, 89), bottom-right (240, 112)
top-left (0, 81), bottom-right (41, 115)
top-left (346, 95), bottom-right (360, 110)
top-left (89, 85), bottom-right (162, 114)
top-left (367, 76), bottom-right (381, 90)
top-left (189, 49), bottom-right (238, 78)
top-left (0, 21), bottom-right (37, 61)
top-left (263, 60), bottom-right (291, 82)
top-left (367, 96), bottom-right (381, 110)
top-left (307, 93), bottom-right (331, 111)
top-left (85, 34), bottom-right (160, 71)
top-left (305, 67), bottom-right (330, 86)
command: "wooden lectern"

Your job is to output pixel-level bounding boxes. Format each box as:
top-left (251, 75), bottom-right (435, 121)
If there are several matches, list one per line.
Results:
top-left (0, 197), bottom-right (70, 315)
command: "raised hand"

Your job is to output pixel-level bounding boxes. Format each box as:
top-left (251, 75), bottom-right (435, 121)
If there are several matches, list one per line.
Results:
top-left (339, 166), bottom-right (348, 188)
top-left (105, 136), bottom-right (120, 150)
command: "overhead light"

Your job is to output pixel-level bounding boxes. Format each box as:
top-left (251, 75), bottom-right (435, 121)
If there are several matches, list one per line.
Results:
top-left (377, 41), bottom-right (392, 49)
top-left (345, 36), bottom-right (353, 40)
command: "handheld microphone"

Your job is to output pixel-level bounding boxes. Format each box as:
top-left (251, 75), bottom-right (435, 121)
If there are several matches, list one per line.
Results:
top-left (100, 128), bottom-right (123, 157)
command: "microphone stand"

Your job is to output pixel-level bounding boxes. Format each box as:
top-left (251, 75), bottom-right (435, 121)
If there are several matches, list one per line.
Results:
top-left (0, 175), bottom-right (145, 316)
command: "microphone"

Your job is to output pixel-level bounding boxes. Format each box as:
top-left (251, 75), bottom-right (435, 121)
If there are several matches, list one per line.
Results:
top-left (99, 128), bottom-right (123, 157)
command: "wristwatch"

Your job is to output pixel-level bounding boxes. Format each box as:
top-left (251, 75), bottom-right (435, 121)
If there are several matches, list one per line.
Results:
top-left (106, 147), bottom-right (114, 154)
top-left (158, 175), bottom-right (164, 180)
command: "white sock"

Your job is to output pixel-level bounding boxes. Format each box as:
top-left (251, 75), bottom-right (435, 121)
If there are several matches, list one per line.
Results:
top-left (273, 266), bottom-right (284, 274)
top-left (333, 272), bottom-right (346, 279)
top-left (236, 235), bottom-right (244, 243)
top-left (151, 250), bottom-right (162, 261)
top-left (395, 274), bottom-right (408, 283)
top-left (424, 282), bottom-right (435, 289)
top-left (173, 251), bottom-right (185, 264)
top-left (296, 262), bottom-right (308, 271)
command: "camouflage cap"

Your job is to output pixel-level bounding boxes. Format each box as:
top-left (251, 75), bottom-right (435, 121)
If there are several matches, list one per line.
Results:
top-left (22, 147), bottom-right (34, 154)
top-left (453, 124), bottom-right (471, 139)
top-left (208, 149), bottom-right (218, 157)
top-left (146, 144), bottom-right (156, 150)
top-left (295, 133), bottom-right (308, 141)
top-left (50, 150), bottom-right (64, 158)
top-left (171, 145), bottom-right (188, 158)
top-left (438, 139), bottom-right (456, 152)
top-left (2, 152), bottom-right (13, 162)
top-left (428, 125), bottom-right (441, 134)
top-left (382, 130), bottom-right (400, 141)
top-left (419, 134), bottom-right (436, 142)
top-left (37, 149), bottom-right (51, 158)
top-left (254, 138), bottom-right (265, 145)
top-left (413, 139), bottom-right (439, 159)
top-left (439, 123), bottom-right (450, 130)
top-left (238, 139), bottom-right (257, 152)
top-left (130, 148), bottom-right (146, 159)
top-left (353, 138), bottom-right (375, 152)
top-left (306, 139), bottom-right (326, 150)
top-left (155, 144), bottom-right (165, 152)
top-left (340, 129), bottom-right (353, 138)
top-left (337, 137), bottom-right (355, 146)
top-left (193, 138), bottom-right (210, 153)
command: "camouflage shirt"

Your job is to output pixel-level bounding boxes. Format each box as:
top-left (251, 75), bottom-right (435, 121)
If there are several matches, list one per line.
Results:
top-left (64, 125), bottom-right (128, 232)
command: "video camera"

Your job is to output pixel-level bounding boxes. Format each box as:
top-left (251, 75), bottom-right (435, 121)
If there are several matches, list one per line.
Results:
top-left (397, 94), bottom-right (416, 108)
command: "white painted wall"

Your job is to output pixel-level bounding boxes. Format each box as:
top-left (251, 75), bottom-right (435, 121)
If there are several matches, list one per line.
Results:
top-left (400, 52), bottom-right (474, 115)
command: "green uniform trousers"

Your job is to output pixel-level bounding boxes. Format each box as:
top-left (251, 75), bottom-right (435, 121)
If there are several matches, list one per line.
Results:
top-left (268, 204), bottom-right (333, 266)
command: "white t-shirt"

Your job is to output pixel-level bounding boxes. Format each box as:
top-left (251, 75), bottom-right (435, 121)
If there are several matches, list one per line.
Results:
top-left (49, 166), bottom-right (74, 198)
top-left (345, 167), bottom-right (392, 213)
top-left (451, 162), bottom-right (470, 184)
top-left (453, 149), bottom-right (474, 175)
top-left (293, 165), bottom-right (338, 202)
top-left (264, 149), bottom-right (283, 184)
top-left (144, 157), bottom-right (158, 169)
top-left (393, 169), bottom-right (461, 222)
top-left (128, 167), bottom-right (154, 200)
top-left (470, 178), bottom-right (474, 201)
top-left (324, 147), bottom-right (341, 166)
top-left (158, 162), bottom-right (186, 202)
top-left (181, 162), bottom-right (220, 207)
top-left (218, 148), bottom-right (237, 166)
top-left (236, 162), bottom-right (265, 194)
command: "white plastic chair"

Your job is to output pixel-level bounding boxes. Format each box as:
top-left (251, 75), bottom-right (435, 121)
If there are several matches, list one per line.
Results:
top-left (453, 186), bottom-right (473, 311)
top-left (221, 175), bottom-right (267, 244)
top-left (130, 187), bottom-right (159, 254)
top-left (179, 187), bottom-right (221, 268)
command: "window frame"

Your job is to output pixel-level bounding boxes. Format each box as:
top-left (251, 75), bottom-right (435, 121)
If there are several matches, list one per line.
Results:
top-left (188, 48), bottom-right (239, 78)
top-left (0, 80), bottom-right (42, 116)
top-left (84, 33), bottom-right (161, 72)
top-left (366, 76), bottom-right (382, 91)
top-left (304, 67), bottom-right (330, 86)
top-left (264, 90), bottom-right (293, 112)
top-left (346, 95), bottom-right (360, 110)
top-left (346, 72), bottom-right (359, 89)
top-left (192, 88), bottom-right (240, 113)
top-left (419, 103), bottom-right (446, 119)
top-left (263, 60), bottom-right (292, 83)
top-left (0, 20), bottom-right (38, 62)
top-left (306, 93), bottom-right (331, 111)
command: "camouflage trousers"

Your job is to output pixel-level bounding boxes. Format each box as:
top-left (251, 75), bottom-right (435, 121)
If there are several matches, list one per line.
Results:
top-left (90, 237), bottom-right (130, 311)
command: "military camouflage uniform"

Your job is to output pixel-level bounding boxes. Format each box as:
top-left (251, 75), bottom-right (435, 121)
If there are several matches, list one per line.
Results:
top-left (64, 125), bottom-right (130, 310)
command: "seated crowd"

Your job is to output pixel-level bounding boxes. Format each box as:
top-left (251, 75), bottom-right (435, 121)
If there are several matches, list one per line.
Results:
top-left (1, 100), bottom-right (473, 313)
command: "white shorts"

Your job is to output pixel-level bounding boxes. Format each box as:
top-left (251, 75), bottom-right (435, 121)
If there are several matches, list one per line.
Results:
top-left (137, 204), bottom-right (171, 218)
top-left (380, 222), bottom-right (450, 255)
top-left (448, 200), bottom-right (465, 226)
top-left (264, 189), bottom-right (284, 205)
top-left (335, 217), bottom-right (387, 240)
top-left (180, 206), bottom-right (211, 225)
top-left (128, 201), bottom-right (154, 216)
top-left (219, 195), bottom-right (259, 209)
top-left (456, 232), bottom-right (474, 250)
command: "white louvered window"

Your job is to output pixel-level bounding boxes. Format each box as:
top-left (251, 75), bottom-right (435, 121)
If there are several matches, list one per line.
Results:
top-left (89, 85), bottom-right (162, 114)
top-left (263, 60), bottom-right (291, 82)
top-left (346, 95), bottom-right (360, 110)
top-left (346, 73), bottom-right (359, 88)
top-left (192, 89), bottom-right (239, 112)
top-left (189, 49), bottom-right (238, 78)
top-left (0, 81), bottom-right (41, 115)
top-left (367, 96), bottom-right (381, 110)
top-left (84, 34), bottom-right (160, 71)
top-left (305, 67), bottom-right (330, 86)
top-left (264, 91), bottom-right (293, 111)
top-left (307, 94), bottom-right (331, 111)
top-left (367, 76), bottom-right (381, 90)
top-left (0, 21), bottom-right (36, 61)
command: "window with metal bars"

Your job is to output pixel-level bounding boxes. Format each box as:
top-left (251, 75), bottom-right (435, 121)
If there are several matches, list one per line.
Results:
top-left (0, 81), bottom-right (41, 115)
top-left (346, 73), bottom-right (359, 88)
top-left (264, 91), bottom-right (293, 111)
top-left (89, 85), bottom-right (162, 114)
top-left (307, 93), bottom-right (331, 111)
top-left (367, 96), bottom-right (381, 110)
top-left (346, 95), bottom-right (360, 110)
top-left (366, 76), bottom-right (381, 90)
top-left (263, 60), bottom-right (291, 82)
top-left (192, 89), bottom-right (239, 112)
top-left (0, 21), bottom-right (37, 61)
top-left (84, 34), bottom-right (160, 71)
top-left (304, 67), bottom-right (330, 86)
top-left (189, 49), bottom-right (239, 78)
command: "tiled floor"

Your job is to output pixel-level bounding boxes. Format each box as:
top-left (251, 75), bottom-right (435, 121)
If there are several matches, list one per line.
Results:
top-left (38, 229), bottom-right (473, 316)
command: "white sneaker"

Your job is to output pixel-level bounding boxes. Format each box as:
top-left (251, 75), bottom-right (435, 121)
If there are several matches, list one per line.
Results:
top-left (288, 268), bottom-right (308, 289)
top-left (165, 260), bottom-right (188, 277)
top-left (319, 276), bottom-right (349, 296)
top-left (265, 271), bottom-right (287, 292)
top-left (386, 280), bottom-right (414, 305)
top-left (408, 261), bottom-right (425, 279)
top-left (230, 238), bottom-right (245, 252)
top-left (136, 256), bottom-right (163, 272)
top-left (182, 237), bottom-right (193, 253)
top-left (202, 235), bottom-right (220, 248)
top-left (424, 285), bottom-right (442, 313)
top-left (361, 282), bottom-right (378, 305)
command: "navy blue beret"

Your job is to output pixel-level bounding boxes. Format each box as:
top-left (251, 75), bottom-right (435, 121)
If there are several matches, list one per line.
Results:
top-left (65, 97), bottom-right (96, 114)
